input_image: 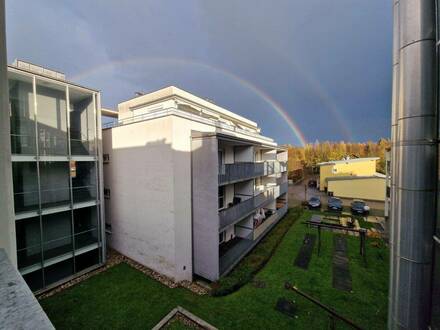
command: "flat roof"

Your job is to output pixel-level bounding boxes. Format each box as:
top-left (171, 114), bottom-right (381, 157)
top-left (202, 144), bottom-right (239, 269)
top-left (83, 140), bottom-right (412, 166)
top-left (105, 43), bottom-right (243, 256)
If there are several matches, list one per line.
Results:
top-left (317, 157), bottom-right (380, 166)
top-left (118, 86), bottom-right (258, 128)
top-left (8, 65), bottom-right (99, 93)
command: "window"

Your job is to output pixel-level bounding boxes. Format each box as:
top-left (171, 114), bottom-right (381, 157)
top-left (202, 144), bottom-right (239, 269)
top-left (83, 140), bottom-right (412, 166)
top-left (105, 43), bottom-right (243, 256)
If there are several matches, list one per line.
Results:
top-left (69, 88), bottom-right (96, 156)
top-left (12, 162), bottom-right (39, 213)
top-left (219, 231), bottom-right (225, 244)
top-left (36, 80), bottom-right (68, 156)
top-left (104, 188), bottom-right (111, 199)
top-left (39, 161), bottom-right (70, 209)
top-left (218, 149), bottom-right (224, 174)
top-left (218, 186), bottom-right (225, 209)
top-left (9, 74), bottom-right (36, 155)
top-left (72, 161), bottom-right (97, 203)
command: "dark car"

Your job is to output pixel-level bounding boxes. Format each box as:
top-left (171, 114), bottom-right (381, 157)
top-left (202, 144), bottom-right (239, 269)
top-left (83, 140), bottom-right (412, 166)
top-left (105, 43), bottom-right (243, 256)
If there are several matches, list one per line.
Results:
top-left (308, 179), bottom-right (317, 188)
top-left (351, 199), bottom-right (370, 215)
top-left (307, 196), bottom-right (321, 209)
top-left (327, 197), bottom-right (343, 211)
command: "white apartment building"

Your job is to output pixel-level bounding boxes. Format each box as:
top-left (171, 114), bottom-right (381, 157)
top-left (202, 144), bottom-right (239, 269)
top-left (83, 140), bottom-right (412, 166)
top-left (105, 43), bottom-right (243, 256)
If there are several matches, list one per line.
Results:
top-left (102, 86), bottom-right (288, 282)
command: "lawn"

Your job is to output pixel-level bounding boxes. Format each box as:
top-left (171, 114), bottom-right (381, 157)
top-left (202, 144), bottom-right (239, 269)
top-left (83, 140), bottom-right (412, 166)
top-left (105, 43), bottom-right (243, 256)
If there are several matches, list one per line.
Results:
top-left (41, 209), bottom-right (389, 329)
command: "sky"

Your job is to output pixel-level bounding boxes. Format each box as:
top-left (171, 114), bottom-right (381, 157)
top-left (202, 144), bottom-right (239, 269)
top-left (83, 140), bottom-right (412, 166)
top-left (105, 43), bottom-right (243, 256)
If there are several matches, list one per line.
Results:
top-left (5, 0), bottom-right (392, 146)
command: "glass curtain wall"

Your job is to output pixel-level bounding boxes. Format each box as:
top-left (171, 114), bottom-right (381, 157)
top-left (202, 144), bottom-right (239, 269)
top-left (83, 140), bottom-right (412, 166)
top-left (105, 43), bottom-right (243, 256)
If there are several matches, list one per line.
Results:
top-left (9, 71), bottom-right (102, 292)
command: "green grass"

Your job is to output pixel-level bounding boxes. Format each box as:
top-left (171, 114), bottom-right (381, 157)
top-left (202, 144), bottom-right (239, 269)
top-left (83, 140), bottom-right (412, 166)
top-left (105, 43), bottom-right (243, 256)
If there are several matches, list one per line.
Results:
top-left (211, 208), bottom-right (303, 296)
top-left (40, 209), bottom-right (389, 330)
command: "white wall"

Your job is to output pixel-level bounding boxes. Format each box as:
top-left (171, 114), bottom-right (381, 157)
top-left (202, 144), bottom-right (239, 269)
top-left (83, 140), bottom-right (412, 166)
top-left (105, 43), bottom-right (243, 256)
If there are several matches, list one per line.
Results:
top-left (234, 146), bottom-right (254, 162)
top-left (103, 114), bottom-right (218, 282)
top-left (103, 117), bottom-right (179, 280)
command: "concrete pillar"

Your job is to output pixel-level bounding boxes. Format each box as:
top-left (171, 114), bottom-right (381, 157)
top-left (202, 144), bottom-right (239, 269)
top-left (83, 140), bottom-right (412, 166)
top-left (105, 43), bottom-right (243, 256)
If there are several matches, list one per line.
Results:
top-left (0, 0), bottom-right (16, 266)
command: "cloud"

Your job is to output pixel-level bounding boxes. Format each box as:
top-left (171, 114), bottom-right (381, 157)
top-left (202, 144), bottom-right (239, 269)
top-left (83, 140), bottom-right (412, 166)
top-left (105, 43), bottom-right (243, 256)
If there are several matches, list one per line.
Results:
top-left (5, 0), bottom-right (392, 144)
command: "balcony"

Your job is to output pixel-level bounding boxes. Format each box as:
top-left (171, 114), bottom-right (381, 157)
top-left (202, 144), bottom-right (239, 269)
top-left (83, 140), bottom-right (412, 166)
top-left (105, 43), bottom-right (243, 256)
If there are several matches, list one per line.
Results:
top-left (218, 162), bottom-right (264, 185)
top-left (219, 232), bottom-right (253, 276)
top-left (219, 189), bottom-right (275, 230)
top-left (253, 204), bottom-right (288, 240)
top-left (219, 204), bottom-right (288, 276)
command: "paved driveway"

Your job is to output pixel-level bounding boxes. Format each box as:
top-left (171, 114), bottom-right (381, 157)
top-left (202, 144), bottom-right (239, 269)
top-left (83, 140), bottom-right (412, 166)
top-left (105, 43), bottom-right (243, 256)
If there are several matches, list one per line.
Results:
top-left (288, 179), bottom-right (385, 216)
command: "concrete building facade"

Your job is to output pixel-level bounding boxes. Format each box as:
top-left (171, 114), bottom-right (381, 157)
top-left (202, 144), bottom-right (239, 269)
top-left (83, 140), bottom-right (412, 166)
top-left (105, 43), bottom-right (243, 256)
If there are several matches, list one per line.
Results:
top-left (103, 86), bottom-right (288, 282)
top-left (7, 60), bottom-right (106, 292)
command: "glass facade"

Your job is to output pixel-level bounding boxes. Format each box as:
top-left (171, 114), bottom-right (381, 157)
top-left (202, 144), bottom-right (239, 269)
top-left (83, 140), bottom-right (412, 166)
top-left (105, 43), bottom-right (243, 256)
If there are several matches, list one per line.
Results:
top-left (8, 69), bottom-right (103, 292)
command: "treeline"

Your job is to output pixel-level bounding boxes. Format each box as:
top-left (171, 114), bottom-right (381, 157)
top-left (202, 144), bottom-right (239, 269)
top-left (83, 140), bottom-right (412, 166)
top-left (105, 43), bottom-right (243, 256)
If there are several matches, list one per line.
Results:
top-left (286, 139), bottom-right (391, 174)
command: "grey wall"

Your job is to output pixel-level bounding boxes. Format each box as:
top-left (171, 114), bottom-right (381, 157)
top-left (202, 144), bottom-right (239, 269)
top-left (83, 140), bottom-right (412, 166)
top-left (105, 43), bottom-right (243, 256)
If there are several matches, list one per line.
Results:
top-left (0, 0), bottom-right (16, 266)
top-left (0, 249), bottom-right (54, 329)
top-left (191, 134), bottom-right (220, 281)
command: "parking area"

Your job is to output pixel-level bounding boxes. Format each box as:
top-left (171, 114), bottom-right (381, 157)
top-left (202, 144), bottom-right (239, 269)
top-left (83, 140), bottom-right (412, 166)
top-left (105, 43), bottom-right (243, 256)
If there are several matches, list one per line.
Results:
top-left (288, 178), bottom-right (385, 217)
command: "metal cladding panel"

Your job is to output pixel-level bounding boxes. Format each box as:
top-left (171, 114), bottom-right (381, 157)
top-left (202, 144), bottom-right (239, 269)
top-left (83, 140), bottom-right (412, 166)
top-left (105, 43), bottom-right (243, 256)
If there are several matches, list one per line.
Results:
top-left (394, 258), bottom-right (432, 328)
top-left (397, 116), bottom-right (437, 142)
top-left (393, 1), bottom-right (400, 66)
top-left (395, 189), bottom-right (436, 262)
top-left (399, 0), bottom-right (435, 48)
top-left (396, 144), bottom-right (437, 190)
top-left (391, 65), bottom-right (400, 126)
top-left (399, 40), bottom-right (436, 119)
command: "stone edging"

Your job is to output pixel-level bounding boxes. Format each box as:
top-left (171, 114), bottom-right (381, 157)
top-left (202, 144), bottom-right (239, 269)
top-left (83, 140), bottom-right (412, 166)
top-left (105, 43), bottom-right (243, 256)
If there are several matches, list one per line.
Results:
top-left (37, 249), bottom-right (208, 300)
top-left (151, 306), bottom-right (218, 330)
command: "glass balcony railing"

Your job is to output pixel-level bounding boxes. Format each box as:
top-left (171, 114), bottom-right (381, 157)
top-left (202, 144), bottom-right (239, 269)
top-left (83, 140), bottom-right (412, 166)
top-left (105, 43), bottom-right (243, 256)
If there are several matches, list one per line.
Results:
top-left (218, 162), bottom-right (264, 185)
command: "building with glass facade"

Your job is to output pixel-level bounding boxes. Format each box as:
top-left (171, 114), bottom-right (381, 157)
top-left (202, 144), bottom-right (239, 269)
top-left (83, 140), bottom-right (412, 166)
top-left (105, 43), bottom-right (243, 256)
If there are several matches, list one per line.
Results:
top-left (8, 60), bottom-right (105, 292)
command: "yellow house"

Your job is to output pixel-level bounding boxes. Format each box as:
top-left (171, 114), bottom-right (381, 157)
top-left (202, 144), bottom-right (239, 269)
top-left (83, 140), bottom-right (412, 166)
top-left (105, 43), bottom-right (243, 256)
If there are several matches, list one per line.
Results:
top-left (318, 157), bottom-right (385, 201)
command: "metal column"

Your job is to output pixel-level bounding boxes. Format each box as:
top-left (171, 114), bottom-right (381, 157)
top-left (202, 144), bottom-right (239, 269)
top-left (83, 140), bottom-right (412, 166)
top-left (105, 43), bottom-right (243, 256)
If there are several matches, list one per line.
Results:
top-left (389, 0), bottom-right (438, 328)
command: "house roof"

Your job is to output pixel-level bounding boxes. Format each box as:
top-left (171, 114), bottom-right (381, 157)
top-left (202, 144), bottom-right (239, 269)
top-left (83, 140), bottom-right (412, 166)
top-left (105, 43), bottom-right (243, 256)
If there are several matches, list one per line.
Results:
top-left (317, 157), bottom-right (380, 166)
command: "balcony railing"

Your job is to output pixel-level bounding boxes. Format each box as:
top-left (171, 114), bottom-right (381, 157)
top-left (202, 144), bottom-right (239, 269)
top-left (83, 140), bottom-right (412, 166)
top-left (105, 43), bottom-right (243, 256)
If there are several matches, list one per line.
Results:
top-left (218, 162), bottom-right (264, 185)
top-left (219, 189), bottom-right (275, 230)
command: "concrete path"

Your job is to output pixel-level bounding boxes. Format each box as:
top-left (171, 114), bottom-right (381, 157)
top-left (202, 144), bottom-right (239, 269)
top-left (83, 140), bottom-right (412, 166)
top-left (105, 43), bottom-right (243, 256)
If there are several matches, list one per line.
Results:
top-left (294, 234), bottom-right (316, 269)
top-left (332, 235), bottom-right (352, 292)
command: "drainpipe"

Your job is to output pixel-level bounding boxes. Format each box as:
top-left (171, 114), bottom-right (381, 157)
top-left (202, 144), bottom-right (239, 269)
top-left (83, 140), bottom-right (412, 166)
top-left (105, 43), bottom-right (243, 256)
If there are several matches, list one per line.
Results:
top-left (0, 0), bottom-right (16, 266)
top-left (389, 1), bottom-right (437, 329)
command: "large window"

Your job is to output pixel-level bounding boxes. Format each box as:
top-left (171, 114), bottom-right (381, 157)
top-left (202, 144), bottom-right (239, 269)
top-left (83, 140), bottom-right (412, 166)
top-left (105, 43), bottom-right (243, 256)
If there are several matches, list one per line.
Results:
top-left (12, 162), bottom-right (39, 213)
top-left (42, 211), bottom-right (73, 260)
top-left (36, 80), bottom-right (68, 156)
top-left (16, 217), bottom-right (42, 270)
top-left (69, 88), bottom-right (96, 156)
top-left (71, 161), bottom-right (97, 203)
top-left (9, 74), bottom-right (36, 155)
top-left (39, 161), bottom-right (70, 209)
top-left (73, 207), bottom-right (98, 250)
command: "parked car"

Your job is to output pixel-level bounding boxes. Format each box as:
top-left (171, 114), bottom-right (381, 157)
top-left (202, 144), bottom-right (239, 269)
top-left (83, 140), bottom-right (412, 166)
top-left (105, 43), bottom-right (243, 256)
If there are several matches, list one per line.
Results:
top-left (308, 179), bottom-right (317, 188)
top-left (307, 196), bottom-right (321, 209)
top-left (351, 199), bottom-right (370, 214)
top-left (327, 197), bottom-right (343, 211)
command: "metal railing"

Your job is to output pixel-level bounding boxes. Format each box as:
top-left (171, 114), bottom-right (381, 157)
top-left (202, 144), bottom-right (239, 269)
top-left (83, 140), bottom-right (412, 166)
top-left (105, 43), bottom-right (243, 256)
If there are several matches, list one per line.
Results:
top-left (279, 181), bottom-right (288, 195)
top-left (219, 189), bottom-right (274, 230)
top-left (102, 107), bottom-right (275, 143)
top-left (218, 162), bottom-right (264, 185)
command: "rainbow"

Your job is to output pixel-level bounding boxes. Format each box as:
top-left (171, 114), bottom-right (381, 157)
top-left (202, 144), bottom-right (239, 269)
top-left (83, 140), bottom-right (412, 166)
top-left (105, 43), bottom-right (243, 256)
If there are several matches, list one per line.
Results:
top-left (71, 57), bottom-right (308, 146)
